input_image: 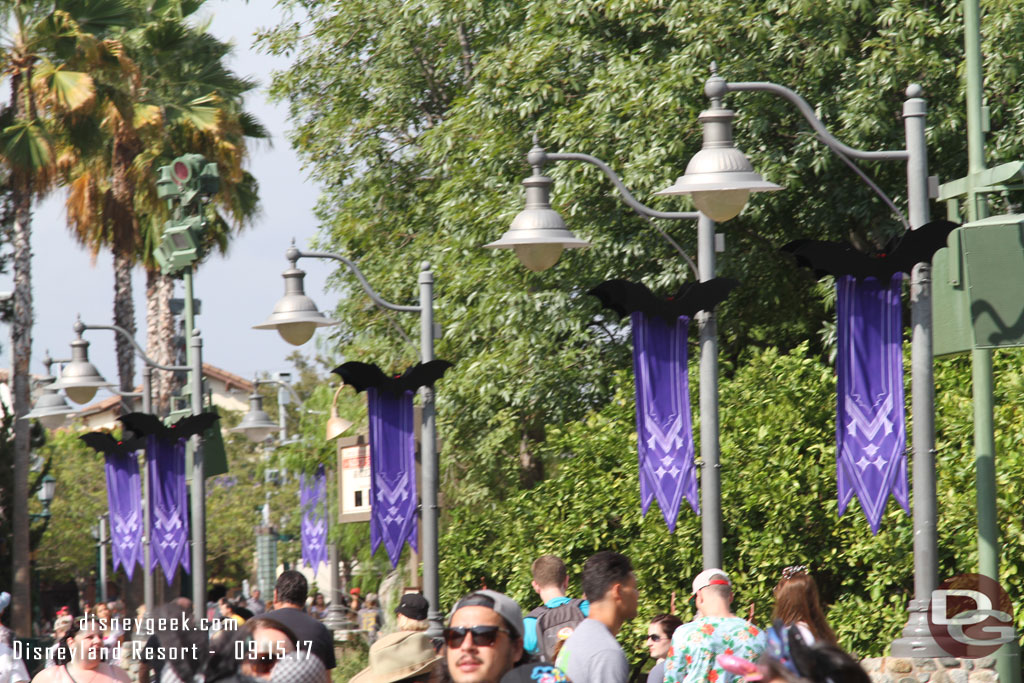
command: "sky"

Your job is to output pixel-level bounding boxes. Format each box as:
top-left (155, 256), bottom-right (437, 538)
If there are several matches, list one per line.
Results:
top-left (3, 1), bottom-right (340, 394)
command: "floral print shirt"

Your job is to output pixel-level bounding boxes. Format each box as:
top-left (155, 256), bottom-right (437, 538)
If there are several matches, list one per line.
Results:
top-left (663, 617), bottom-right (766, 683)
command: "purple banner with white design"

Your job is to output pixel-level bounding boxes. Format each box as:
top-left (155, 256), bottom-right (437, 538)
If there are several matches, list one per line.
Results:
top-left (836, 274), bottom-right (909, 534)
top-left (300, 464), bottom-right (328, 573)
top-left (368, 387), bottom-right (418, 568)
top-left (105, 452), bottom-right (143, 580)
top-left (147, 436), bottom-right (190, 581)
top-left (631, 312), bottom-right (699, 532)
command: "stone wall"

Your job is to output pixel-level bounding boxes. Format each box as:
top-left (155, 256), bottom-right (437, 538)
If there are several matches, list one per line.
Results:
top-left (861, 656), bottom-right (999, 683)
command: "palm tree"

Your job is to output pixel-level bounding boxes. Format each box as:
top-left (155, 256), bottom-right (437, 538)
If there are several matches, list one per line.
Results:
top-left (61, 2), bottom-right (266, 408)
top-left (0, 0), bottom-right (131, 636)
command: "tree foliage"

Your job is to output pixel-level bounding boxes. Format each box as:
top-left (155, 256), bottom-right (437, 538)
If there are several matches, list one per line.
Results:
top-left (440, 344), bottom-right (1024, 661)
top-left (260, 0), bottom-right (1024, 504)
top-left (259, 0), bottom-right (1024, 659)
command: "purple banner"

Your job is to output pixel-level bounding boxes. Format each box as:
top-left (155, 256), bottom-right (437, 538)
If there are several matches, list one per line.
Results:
top-left (836, 274), bottom-right (909, 534)
top-left (105, 452), bottom-right (143, 580)
top-left (631, 312), bottom-right (699, 532)
top-left (368, 387), bottom-right (418, 568)
top-left (147, 436), bottom-right (190, 582)
top-left (300, 464), bottom-right (328, 573)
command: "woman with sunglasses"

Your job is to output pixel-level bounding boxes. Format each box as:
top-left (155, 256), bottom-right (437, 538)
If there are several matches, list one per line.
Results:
top-left (645, 614), bottom-right (682, 683)
top-left (771, 566), bottom-right (837, 646)
top-left (31, 620), bottom-right (130, 683)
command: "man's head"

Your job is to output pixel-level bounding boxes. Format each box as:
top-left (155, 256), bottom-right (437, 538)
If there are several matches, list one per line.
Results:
top-left (445, 590), bottom-right (524, 683)
top-left (531, 555), bottom-right (568, 593)
top-left (252, 589), bottom-right (261, 600)
top-left (581, 551), bottom-right (638, 621)
top-left (274, 570), bottom-right (309, 607)
top-left (691, 569), bottom-right (732, 616)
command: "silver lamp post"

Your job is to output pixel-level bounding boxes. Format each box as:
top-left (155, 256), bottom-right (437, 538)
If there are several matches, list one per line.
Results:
top-left (488, 141), bottom-right (748, 569)
top-left (24, 354), bottom-right (78, 429)
top-left (58, 319), bottom-right (203, 618)
top-left (255, 245), bottom-right (442, 635)
top-left (232, 391), bottom-right (280, 443)
top-left (233, 374), bottom-right (307, 443)
top-left (674, 68), bottom-right (937, 657)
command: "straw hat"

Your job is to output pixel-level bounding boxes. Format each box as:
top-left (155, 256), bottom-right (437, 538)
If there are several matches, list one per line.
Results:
top-left (350, 632), bottom-right (441, 683)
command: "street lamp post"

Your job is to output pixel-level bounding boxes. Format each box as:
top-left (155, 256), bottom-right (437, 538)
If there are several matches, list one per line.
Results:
top-left (233, 374), bottom-right (304, 444)
top-left (54, 320), bottom-right (202, 619)
top-left (672, 69), bottom-right (937, 657)
top-left (23, 355), bottom-right (78, 429)
top-left (255, 246), bottom-right (442, 634)
top-left (487, 143), bottom-right (760, 568)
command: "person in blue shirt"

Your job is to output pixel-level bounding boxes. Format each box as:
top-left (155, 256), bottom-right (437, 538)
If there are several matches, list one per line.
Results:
top-left (523, 556), bottom-right (590, 661)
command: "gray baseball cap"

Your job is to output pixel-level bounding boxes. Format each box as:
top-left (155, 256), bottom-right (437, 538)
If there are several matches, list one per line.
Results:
top-left (449, 590), bottom-right (525, 640)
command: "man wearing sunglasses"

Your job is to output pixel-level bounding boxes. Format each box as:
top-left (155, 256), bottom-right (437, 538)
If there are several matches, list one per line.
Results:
top-left (554, 551), bottom-right (638, 683)
top-left (445, 590), bottom-right (525, 683)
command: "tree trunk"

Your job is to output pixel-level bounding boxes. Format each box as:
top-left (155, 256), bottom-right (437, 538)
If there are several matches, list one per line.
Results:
top-left (145, 268), bottom-right (176, 414)
top-left (109, 120), bottom-right (141, 400)
top-left (8, 65), bottom-right (34, 637)
top-left (113, 251), bottom-right (136, 397)
top-left (11, 186), bottom-right (33, 637)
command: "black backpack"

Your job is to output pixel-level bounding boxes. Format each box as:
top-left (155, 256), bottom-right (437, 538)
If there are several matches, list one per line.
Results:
top-left (526, 598), bottom-right (586, 663)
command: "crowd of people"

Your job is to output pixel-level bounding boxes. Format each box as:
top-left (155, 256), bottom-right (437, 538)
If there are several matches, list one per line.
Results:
top-left (353, 554), bottom-right (869, 683)
top-left (1, 557), bottom-right (870, 683)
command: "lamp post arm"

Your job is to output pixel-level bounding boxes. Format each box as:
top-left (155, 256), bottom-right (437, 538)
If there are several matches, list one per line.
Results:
top-left (721, 80), bottom-right (911, 229)
top-left (79, 322), bottom-right (190, 372)
top-left (540, 151), bottom-right (701, 277)
top-left (255, 379), bottom-right (303, 405)
top-left (546, 151), bottom-right (701, 220)
top-left (293, 249), bottom-right (421, 314)
top-left (725, 81), bottom-right (909, 162)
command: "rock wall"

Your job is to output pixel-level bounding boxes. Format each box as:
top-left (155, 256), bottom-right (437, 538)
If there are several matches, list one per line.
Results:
top-left (860, 656), bottom-right (999, 683)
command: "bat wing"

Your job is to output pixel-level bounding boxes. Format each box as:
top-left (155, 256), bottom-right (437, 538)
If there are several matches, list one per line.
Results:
top-left (670, 278), bottom-right (740, 317)
top-left (332, 362), bottom-right (388, 394)
top-left (782, 239), bottom-right (881, 279)
top-left (590, 278), bottom-right (739, 322)
top-left (588, 280), bottom-right (664, 319)
top-left (169, 412), bottom-right (220, 439)
top-left (80, 432), bottom-right (119, 454)
top-left (395, 360), bottom-right (454, 392)
top-left (80, 432), bottom-right (145, 455)
top-left (886, 219), bottom-right (958, 274)
top-left (118, 412), bottom-right (166, 439)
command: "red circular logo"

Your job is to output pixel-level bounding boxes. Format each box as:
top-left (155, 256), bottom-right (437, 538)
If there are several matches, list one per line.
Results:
top-left (927, 573), bottom-right (1014, 658)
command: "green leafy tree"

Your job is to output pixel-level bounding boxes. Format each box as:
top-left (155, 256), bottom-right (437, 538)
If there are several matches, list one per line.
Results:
top-left (260, 1), bottom-right (1024, 660)
top-left (440, 344), bottom-right (1024, 661)
top-left (259, 0), bottom-right (1024, 508)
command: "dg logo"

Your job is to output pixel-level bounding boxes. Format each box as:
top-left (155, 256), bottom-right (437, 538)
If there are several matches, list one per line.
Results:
top-left (927, 573), bottom-right (1015, 658)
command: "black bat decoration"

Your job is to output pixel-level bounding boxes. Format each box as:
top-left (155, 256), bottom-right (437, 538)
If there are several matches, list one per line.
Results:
top-left (79, 431), bottom-right (146, 455)
top-left (331, 360), bottom-right (454, 395)
top-left (782, 219), bottom-right (958, 279)
top-left (588, 278), bottom-right (740, 323)
top-left (118, 411), bottom-right (220, 442)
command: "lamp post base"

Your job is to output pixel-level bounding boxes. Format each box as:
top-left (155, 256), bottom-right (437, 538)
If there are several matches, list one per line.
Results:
top-left (322, 604), bottom-right (356, 633)
top-left (890, 599), bottom-right (944, 658)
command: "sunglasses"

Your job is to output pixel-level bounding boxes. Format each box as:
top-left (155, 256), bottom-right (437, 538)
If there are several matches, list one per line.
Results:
top-left (646, 634), bottom-right (664, 642)
top-left (443, 626), bottom-right (510, 648)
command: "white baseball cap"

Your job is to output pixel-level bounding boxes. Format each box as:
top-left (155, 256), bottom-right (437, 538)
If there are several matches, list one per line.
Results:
top-left (692, 569), bottom-right (731, 597)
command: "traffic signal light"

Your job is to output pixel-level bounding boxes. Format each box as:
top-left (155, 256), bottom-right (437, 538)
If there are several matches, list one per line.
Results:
top-left (153, 153), bottom-right (221, 275)
top-left (156, 154), bottom-right (220, 206)
top-left (153, 215), bottom-right (205, 275)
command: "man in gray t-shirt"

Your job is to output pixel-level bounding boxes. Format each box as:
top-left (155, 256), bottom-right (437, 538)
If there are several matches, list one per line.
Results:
top-left (555, 551), bottom-right (638, 683)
